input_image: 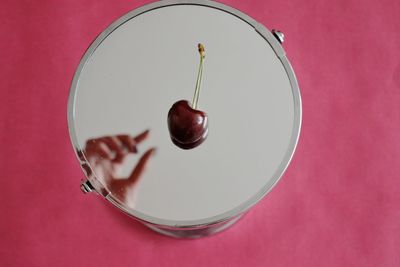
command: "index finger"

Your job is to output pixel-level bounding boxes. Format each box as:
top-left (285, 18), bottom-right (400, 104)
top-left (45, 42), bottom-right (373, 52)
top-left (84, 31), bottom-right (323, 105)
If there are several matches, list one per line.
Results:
top-left (132, 129), bottom-right (150, 144)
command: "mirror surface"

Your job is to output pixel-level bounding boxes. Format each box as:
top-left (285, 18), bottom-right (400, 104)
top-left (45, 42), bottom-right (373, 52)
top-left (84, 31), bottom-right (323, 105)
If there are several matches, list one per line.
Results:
top-left (71, 4), bottom-right (296, 221)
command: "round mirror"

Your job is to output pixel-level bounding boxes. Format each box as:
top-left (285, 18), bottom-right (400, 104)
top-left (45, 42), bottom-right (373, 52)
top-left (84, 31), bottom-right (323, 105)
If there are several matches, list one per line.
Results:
top-left (68, 0), bottom-right (301, 237)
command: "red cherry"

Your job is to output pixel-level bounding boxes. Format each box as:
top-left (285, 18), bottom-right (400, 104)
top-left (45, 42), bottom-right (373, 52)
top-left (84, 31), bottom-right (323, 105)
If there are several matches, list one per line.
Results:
top-left (167, 44), bottom-right (208, 150)
top-left (168, 100), bottom-right (208, 149)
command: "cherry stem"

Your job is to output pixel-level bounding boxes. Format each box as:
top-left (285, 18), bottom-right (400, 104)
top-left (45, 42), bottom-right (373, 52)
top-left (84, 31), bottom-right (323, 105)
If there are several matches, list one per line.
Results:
top-left (192, 43), bottom-right (205, 110)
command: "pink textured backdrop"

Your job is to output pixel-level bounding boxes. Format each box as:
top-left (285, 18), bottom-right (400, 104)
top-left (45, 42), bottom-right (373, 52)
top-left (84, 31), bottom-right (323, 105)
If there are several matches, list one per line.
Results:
top-left (1, 0), bottom-right (399, 266)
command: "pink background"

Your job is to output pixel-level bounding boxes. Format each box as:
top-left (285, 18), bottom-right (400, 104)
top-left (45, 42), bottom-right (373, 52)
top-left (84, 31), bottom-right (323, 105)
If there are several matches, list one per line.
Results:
top-left (1, 0), bottom-right (399, 266)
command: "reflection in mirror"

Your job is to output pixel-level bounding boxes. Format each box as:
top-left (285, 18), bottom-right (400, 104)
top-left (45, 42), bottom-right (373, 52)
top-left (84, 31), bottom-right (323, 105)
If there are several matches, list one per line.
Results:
top-left (70, 3), bottom-right (299, 223)
top-left (80, 130), bottom-right (156, 203)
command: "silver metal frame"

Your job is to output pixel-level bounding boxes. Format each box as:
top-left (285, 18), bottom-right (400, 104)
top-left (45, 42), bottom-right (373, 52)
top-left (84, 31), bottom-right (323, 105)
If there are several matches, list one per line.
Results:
top-left (68, 0), bottom-right (302, 232)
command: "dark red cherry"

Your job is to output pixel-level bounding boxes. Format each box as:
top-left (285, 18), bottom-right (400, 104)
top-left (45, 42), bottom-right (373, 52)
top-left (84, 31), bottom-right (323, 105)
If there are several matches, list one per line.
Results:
top-left (167, 100), bottom-right (208, 149)
top-left (167, 43), bottom-right (208, 150)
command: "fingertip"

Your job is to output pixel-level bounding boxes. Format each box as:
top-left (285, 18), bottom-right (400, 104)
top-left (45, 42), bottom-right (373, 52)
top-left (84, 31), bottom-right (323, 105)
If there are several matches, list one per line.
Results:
top-left (133, 129), bottom-right (150, 143)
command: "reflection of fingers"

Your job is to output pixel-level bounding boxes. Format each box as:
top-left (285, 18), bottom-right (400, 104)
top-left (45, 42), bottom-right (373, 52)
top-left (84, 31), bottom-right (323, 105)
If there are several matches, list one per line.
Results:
top-left (93, 143), bottom-right (111, 159)
top-left (117, 135), bottom-right (137, 153)
top-left (127, 147), bottom-right (156, 184)
top-left (111, 137), bottom-right (127, 163)
top-left (85, 143), bottom-right (102, 160)
top-left (99, 137), bottom-right (121, 153)
top-left (85, 138), bottom-right (97, 146)
top-left (132, 129), bottom-right (150, 144)
top-left (98, 137), bottom-right (125, 162)
top-left (85, 138), bottom-right (119, 161)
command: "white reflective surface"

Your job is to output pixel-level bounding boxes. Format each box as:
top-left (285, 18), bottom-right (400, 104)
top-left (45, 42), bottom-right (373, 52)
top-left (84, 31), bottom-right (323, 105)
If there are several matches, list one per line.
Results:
top-left (70, 4), bottom-right (297, 222)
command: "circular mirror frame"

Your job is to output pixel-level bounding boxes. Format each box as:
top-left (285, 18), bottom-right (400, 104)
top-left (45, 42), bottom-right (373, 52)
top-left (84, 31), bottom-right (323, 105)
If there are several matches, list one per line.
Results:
top-left (68, 0), bottom-right (302, 235)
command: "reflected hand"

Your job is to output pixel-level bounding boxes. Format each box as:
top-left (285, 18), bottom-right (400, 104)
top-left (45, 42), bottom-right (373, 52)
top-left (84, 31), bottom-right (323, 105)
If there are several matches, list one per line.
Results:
top-left (83, 130), bottom-right (156, 200)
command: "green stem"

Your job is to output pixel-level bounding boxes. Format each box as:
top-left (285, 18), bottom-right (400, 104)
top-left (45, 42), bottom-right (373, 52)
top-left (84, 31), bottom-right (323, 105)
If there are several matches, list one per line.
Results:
top-left (192, 44), bottom-right (205, 109)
